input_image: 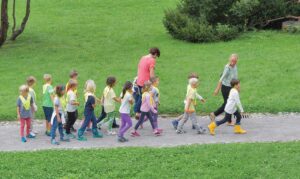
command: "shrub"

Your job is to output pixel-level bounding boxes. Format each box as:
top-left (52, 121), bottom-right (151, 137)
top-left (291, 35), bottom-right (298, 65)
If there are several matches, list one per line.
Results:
top-left (163, 0), bottom-right (300, 43)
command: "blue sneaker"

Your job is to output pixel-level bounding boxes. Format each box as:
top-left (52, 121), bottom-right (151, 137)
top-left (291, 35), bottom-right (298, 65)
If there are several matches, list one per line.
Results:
top-left (27, 133), bottom-right (36, 139)
top-left (45, 131), bottom-right (51, 137)
top-left (192, 125), bottom-right (196, 130)
top-left (66, 133), bottom-right (76, 139)
top-left (21, 137), bottom-right (27, 143)
top-left (172, 120), bottom-right (179, 130)
top-left (51, 139), bottom-right (60, 145)
top-left (60, 138), bottom-right (70, 142)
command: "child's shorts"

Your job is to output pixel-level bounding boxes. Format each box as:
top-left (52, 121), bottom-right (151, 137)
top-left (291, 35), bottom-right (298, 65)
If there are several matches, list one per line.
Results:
top-left (43, 106), bottom-right (53, 122)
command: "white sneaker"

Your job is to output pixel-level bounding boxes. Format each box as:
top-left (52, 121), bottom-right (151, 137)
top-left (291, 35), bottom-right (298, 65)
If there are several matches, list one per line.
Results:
top-left (30, 131), bottom-right (36, 137)
top-left (107, 131), bottom-right (116, 135)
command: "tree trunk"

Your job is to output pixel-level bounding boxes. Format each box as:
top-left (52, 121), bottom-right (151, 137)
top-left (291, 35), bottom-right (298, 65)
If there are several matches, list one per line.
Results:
top-left (10, 0), bottom-right (30, 41)
top-left (0, 0), bottom-right (8, 47)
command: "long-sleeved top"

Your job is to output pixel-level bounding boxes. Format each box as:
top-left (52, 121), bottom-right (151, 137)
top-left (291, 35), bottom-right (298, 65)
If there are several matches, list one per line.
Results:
top-left (219, 64), bottom-right (238, 87)
top-left (225, 88), bottom-right (244, 114)
top-left (140, 92), bottom-right (157, 113)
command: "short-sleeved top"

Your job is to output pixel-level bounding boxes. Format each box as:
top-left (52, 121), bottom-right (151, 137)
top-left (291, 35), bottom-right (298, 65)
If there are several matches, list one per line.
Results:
top-left (17, 95), bottom-right (33, 118)
top-left (66, 90), bottom-right (77, 112)
top-left (84, 95), bottom-right (95, 116)
top-left (219, 64), bottom-right (238, 87)
top-left (119, 92), bottom-right (133, 114)
top-left (66, 81), bottom-right (78, 95)
top-left (185, 87), bottom-right (197, 112)
top-left (42, 84), bottom-right (54, 107)
top-left (54, 96), bottom-right (64, 114)
top-left (137, 55), bottom-right (156, 86)
top-left (103, 86), bottom-right (116, 113)
top-left (151, 86), bottom-right (159, 106)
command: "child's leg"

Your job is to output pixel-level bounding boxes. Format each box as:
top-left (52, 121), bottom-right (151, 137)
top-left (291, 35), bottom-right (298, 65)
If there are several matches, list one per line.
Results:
top-left (145, 112), bottom-right (156, 130)
top-left (118, 114), bottom-right (126, 137)
top-left (216, 113), bottom-right (232, 126)
top-left (106, 112), bottom-right (116, 131)
top-left (234, 111), bottom-right (242, 125)
top-left (20, 118), bottom-right (25, 138)
top-left (50, 117), bottom-right (58, 140)
top-left (152, 110), bottom-right (158, 129)
top-left (25, 118), bottom-right (31, 137)
top-left (58, 122), bottom-right (64, 140)
top-left (176, 114), bottom-right (184, 121)
top-left (134, 112), bottom-right (146, 130)
top-left (97, 106), bottom-right (107, 123)
top-left (79, 114), bottom-right (91, 133)
top-left (30, 112), bottom-right (35, 132)
top-left (66, 112), bottom-right (74, 134)
top-left (177, 113), bottom-right (189, 131)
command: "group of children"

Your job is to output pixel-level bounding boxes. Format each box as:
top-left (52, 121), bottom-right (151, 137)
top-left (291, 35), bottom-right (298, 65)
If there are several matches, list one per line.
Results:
top-left (17, 70), bottom-right (247, 144)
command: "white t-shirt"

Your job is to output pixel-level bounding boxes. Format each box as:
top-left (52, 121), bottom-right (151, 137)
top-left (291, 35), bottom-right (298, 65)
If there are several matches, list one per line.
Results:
top-left (119, 92), bottom-right (133, 114)
top-left (103, 86), bottom-right (116, 113)
top-left (54, 96), bottom-right (64, 113)
top-left (225, 88), bottom-right (244, 114)
top-left (66, 90), bottom-right (77, 112)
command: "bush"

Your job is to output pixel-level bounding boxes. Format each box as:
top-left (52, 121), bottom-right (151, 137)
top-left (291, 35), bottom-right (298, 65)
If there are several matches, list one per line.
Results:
top-left (163, 0), bottom-right (300, 43)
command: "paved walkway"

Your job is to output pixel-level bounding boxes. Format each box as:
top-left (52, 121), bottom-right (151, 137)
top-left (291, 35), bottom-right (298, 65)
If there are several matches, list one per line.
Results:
top-left (0, 113), bottom-right (299, 151)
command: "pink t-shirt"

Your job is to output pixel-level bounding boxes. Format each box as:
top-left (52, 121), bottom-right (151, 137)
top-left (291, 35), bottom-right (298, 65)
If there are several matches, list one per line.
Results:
top-left (137, 55), bottom-right (156, 86)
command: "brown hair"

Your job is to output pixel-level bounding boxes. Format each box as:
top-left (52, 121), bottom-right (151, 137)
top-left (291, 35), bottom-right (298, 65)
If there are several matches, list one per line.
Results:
top-left (55, 85), bottom-right (65, 97)
top-left (230, 79), bottom-right (240, 87)
top-left (188, 72), bottom-right (199, 79)
top-left (26, 76), bottom-right (36, 86)
top-left (67, 79), bottom-right (78, 91)
top-left (149, 47), bottom-right (160, 57)
top-left (121, 81), bottom-right (133, 99)
top-left (106, 76), bottom-right (116, 87)
top-left (150, 76), bottom-right (159, 84)
top-left (69, 70), bottom-right (78, 78)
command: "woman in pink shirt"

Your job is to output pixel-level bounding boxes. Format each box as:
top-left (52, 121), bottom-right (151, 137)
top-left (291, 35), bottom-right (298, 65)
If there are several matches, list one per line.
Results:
top-left (134, 47), bottom-right (160, 119)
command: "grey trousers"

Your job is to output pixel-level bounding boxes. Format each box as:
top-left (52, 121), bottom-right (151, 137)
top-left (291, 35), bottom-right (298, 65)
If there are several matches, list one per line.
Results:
top-left (177, 112), bottom-right (201, 131)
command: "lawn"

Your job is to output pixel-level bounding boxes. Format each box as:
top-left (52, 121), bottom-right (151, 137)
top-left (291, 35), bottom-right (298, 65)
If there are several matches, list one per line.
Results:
top-left (0, 0), bottom-right (299, 120)
top-left (0, 142), bottom-right (299, 178)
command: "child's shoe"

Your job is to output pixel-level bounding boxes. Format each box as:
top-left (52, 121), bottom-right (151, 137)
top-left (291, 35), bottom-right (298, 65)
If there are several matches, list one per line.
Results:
top-left (77, 129), bottom-right (87, 141)
top-left (107, 131), bottom-right (116, 136)
top-left (21, 137), bottom-right (27, 143)
top-left (157, 128), bottom-right (163, 133)
top-left (172, 120), bottom-right (178, 130)
top-left (51, 139), bottom-right (60, 145)
top-left (176, 129), bottom-right (186, 134)
top-left (27, 133), bottom-right (36, 139)
top-left (197, 126), bottom-right (206, 134)
top-left (71, 127), bottom-right (77, 132)
top-left (92, 128), bottom-right (103, 138)
top-left (45, 131), bottom-right (51, 136)
top-left (117, 136), bottom-right (126, 142)
top-left (131, 131), bottom-right (140, 137)
top-left (122, 137), bottom-right (129, 142)
top-left (208, 122), bottom-right (216, 135)
top-left (192, 125), bottom-right (196, 130)
top-left (29, 132), bottom-right (36, 137)
top-left (66, 133), bottom-right (76, 139)
top-left (60, 137), bottom-right (70, 142)
top-left (86, 128), bottom-right (92, 132)
top-left (153, 130), bottom-right (161, 136)
top-left (234, 125), bottom-right (247, 134)
top-left (97, 123), bottom-right (102, 130)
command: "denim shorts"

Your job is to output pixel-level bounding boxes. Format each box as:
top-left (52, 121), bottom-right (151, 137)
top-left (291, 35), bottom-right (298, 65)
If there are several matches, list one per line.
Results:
top-left (43, 106), bottom-right (53, 122)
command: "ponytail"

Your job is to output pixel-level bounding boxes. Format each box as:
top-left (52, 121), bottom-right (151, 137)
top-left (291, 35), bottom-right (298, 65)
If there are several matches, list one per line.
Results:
top-left (121, 81), bottom-right (133, 99)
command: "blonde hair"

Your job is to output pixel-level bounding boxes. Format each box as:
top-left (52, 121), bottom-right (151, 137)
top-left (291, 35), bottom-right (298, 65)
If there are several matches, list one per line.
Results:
top-left (230, 53), bottom-right (238, 60)
top-left (26, 76), bottom-right (36, 86)
top-left (189, 78), bottom-right (198, 85)
top-left (43, 74), bottom-right (52, 82)
top-left (142, 81), bottom-right (152, 93)
top-left (19, 85), bottom-right (29, 93)
top-left (84, 80), bottom-right (96, 93)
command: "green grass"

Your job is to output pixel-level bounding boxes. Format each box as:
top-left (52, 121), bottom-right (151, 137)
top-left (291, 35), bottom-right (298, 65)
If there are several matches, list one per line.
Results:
top-left (1, 142), bottom-right (300, 178)
top-left (0, 0), bottom-right (300, 120)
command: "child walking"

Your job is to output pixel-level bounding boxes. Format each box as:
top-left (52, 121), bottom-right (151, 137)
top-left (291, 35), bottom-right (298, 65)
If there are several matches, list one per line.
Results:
top-left (208, 79), bottom-right (246, 135)
top-left (148, 76), bottom-right (162, 132)
top-left (42, 74), bottom-right (54, 136)
top-left (131, 81), bottom-right (160, 137)
top-left (77, 80), bottom-right (102, 141)
top-left (118, 81), bottom-right (134, 142)
top-left (50, 85), bottom-right (70, 145)
top-left (27, 76), bottom-right (38, 137)
top-left (176, 78), bottom-right (206, 134)
top-left (172, 72), bottom-right (206, 130)
top-left (97, 76), bottom-right (121, 135)
top-left (65, 79), bottom-right (80, 139)
top-left (17, 85), bottom-right (35, 142)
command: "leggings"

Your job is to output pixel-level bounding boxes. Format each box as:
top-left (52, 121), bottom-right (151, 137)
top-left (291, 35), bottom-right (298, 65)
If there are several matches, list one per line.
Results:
top-left (20, 118), bottom-right (31, 137)
top-left (99, 111), bottom-right (116, 131)
top-left (177, 112), bottom-right (201, 131)
top-left (134, 111), bottom-right (155, 130)
top-left (214, 85), bottom-right (232, 122)
top-left (118, 113), bottom-right (132, 137)
top-left (216, 111), bottom-right (241, 126)
top-left (66, 111), bottom-right (77, 134)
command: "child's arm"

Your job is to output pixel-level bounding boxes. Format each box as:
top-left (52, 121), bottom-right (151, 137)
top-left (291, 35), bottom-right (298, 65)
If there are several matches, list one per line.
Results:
top-left (145, 95), bottom-right (157, 113)
top-left (71, 101), bottom-right (80, 106)
top-left (17, 107), bottom-right (20, 120)
top-left (196, 92), bottom-right (206, 103)
top-left (113, 97), bottom-right (121, 103)
top-left (55, 105), bottom-right (61, 123)
top-left (235, 92), bottom-right (244, 113)
top-left (92, 96), bottom-right (96, 108)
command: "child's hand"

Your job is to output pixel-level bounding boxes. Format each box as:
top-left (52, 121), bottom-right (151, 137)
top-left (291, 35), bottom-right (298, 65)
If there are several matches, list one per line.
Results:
top-left (213, 89), bottom-right (219, 96)
top-left (17, 114), bottom-right (21, 121)
top-left (76, 102), bottom-right (80, 106)
top-left (185, 109), bottom-right (193, 114)
top-left (57, 117), bottom-right (62, 123)
top-left (200, 99), bottom-right (206, 103)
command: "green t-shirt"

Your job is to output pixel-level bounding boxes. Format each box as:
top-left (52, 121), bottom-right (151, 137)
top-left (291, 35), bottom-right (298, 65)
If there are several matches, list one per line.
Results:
top-left (42, 84), bottom-right (54, 107)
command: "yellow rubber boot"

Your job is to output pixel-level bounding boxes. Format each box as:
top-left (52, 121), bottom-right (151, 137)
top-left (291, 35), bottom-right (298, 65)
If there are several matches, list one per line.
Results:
top-left (234, 125), bottom-right (247, 134)
top-left (208, 122), bottom-right (217, 135)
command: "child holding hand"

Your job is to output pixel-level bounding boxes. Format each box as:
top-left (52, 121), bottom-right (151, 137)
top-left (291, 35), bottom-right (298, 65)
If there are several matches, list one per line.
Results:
top-left (17, 85), bottom-right (35, 142)
top-left (118, 81), bottom-right (134, 142)
top-left (208, 79), bottom-right (247, 135)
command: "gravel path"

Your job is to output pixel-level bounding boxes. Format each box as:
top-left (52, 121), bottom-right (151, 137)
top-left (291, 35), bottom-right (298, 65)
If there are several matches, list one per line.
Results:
top-left (0, 113), bottom-right (299, 152)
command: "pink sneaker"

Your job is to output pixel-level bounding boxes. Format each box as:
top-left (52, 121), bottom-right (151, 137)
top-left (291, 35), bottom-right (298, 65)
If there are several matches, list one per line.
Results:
top-left (157, 128), bottom-right (163, 133)
top-left (131, 131), bottom-right (140, 137)
top-left (153, 130), bottom-right (161, 136)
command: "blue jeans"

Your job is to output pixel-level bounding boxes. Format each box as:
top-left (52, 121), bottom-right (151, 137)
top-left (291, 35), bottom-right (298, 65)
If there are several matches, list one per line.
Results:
top-left (80, 112), bottom-right (97, 132)
top-left (50, 114), bottom-right (64, 140)
top-left (133, 86), bottom-right (143, 113)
